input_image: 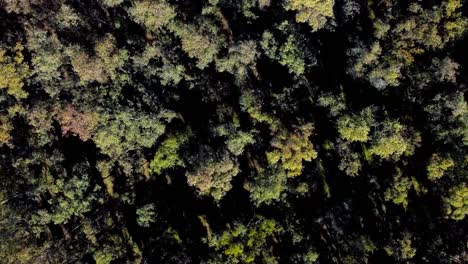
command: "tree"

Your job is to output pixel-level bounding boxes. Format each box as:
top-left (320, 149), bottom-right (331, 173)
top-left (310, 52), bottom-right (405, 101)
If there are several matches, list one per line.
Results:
top-left (384, 168), bottom-right (412, 208)
top-left (284, 0), bottom-right (335, 31)
top-left (425, 92), bottom-right (467, 145)
top-left (317, 92), bottom-right (346, 117)
top-left (369, 120), bottom-right (420, 160)
top-left (136, 204), bottom-right (157, 227)
top-left (266, 123), bottom-right (317, 177)
top-left (216, 41), bottom-right (258, 80)
top-left (278, 35), bottom-right (306, 75)
top-left (66, 34), bottom-right (128, 84)
top-left (261, 29), bottom-right (309, 75)
top-left (55, 105), bottom-right (99, 141)
top-left (25, 29), bottom-right (66, 96)
top-left (0, 115), bottom-right (12, 146)
top-left (93, 108), bottom-right (172, 159)
top-left (337, 107), bottom-right (374, 142)
top-left (0, 43), bottom-right (30, 99)
top-left (348, 1), bottom-right (467, 89)
top-left (336, 140), bottom-right (362, 176)
top-left (239, 90), bottom-right (281, 132)
top-left (443, 184), bottom-right (468, 221)
top-left (170, 20), bottom-right (224, 69)
top-left (186, 151), bottom-right (239, 201)
top-left (206, 217), bottom-right (282, 263)
top-left (246, 168), bottom-right (288, 205)
top-left (55, 4), bottom-right (81, 29)
top-left (128, 0), bottom-right (176, 31)
top-left (149, 132), bottom-right (190, 175)
top-left (29, 163), bottom-right (100, 228)
top-left (213, 122), bottom-right (255, 157)
top-left (426, 154), bottom-right (454, 181)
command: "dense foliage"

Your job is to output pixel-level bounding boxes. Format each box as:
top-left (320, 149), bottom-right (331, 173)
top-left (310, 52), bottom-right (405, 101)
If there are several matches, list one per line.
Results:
top-left (0, 0), bottom-right (467, 263)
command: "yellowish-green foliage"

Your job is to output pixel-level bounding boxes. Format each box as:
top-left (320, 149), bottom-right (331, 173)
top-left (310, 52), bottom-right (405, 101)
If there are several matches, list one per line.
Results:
top-left (444, 184), bottom-right (468, 220)
top-left (128, 0), bottom-right (176, 31)
top-left (285, 0), bottom-right (335, 31)
top-left (30, 173), bottom-right (99, 226)
top-left (93, 110), bottom-right (169, 158)
top-left (350, 41), bottom-right (402, 90)
top-left (352, 1), bottom-right (467, 90)
top-left (186, 153), bottom-right (239, 201)
top-left (55, 5), bottom-right (81, 28)
top-left (247, 168), bottom-right (288, 205)
top-left (170, 21), bottom-right (223, 69)
top-left (426, 154), bottom-right (454, 181)
top-left (267, 124), bottom-right (317, 177)
top-left (96, 160), bottom-right (116, 197)
top-left (369, 120), bottom-right (419, 159)
top-left (25, 29), bottom-right (65, 96)
top-left (0, 192), bottom-right (49, 264)
top-left (207, 217), bottom-right (282, 263)
top-left (0, 44), bottom-right (30, 99)
top-left (226, 131), bottom-right (255, 156)
top-left (352, 41), bottom-right (381, 76)
top-left (94, 251), bottom-right (114, 264)
top-left (215, 121), bottom-right (256, 157)
top-left (370, 134), bottom-right (409, 159)
top-left (338, 108), bottom-right (374, 142)
top-left (278, 35), bottom-right (305, 75)
top-left (136, 204), bottom-right (156, 227)
top-left (303, 250), bottom-right (319, 263)
top-left (216, 41), bottom-right (258, 79)
top-left (260, 30), bottom-right (306, 75)
top-left (95, 34), bottom-right (129, 80)
top-left (1, 0), bottom-right (42, 14)
top-left (0, 116), bottom-right (12, 146)
top-left (398, 238), bottom-right (416, 260)
top-left (317, 92), bottom-right (346, 117)
top-left (150, 132), bottom-right (190, 175)
top-left (395, 2), bottom-right (466, 59)
top-left (260, 31), bottom-right (278, 60)
top-left (239, 90), bottom-right (280, 131)
top-left (384, 237), bottom-right (416, 260)
top-left (27, 106), bottom-right (56, 147)
top-left (384, 169), bottom-right (412, 208)
top-left (101, 0), bottom-right (124, 7)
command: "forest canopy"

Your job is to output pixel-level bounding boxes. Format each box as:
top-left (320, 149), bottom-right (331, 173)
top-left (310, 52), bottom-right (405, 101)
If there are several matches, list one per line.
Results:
top-left (0, 0), bottom-right (467, 263)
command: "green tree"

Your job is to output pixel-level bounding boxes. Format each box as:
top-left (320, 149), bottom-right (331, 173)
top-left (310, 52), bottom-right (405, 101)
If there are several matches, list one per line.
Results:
top-left (427, 154), bottom-right (454, 181)
top-left (93, 109), bottom-right (172, 159)
top-left (136, 204), bottom-right (157, 227)
top-left (216, 41), bottom-right (258, 80)
top-left (206, 217), bottom-right (282, 263)
top-left (337, 107), bottom-right (374, 142)
top-left (266, 123), bottom-right (317, 177)
top-left (369, 120), bottom-right (420, 160)
top-left (284, 0), bottom-right (335, 31)
top-left (128, 0), bottom-right (176, 31)
top-left (444, 184), bottom-right (468, 220)
top-left (425, 92), bottom-right (467, 145)
top-left (186, 152), bottom-right (240, 201)
top-left (150, 132), bottom-right (190, 175)
top-left (0, 43), bottom-right (30, 99)
top-left (246, 168), bottom-right (288, 205)
top-left (170, 20), bottom-right (224, 69)
top-left (384, 168), bottom-right (413, 208)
